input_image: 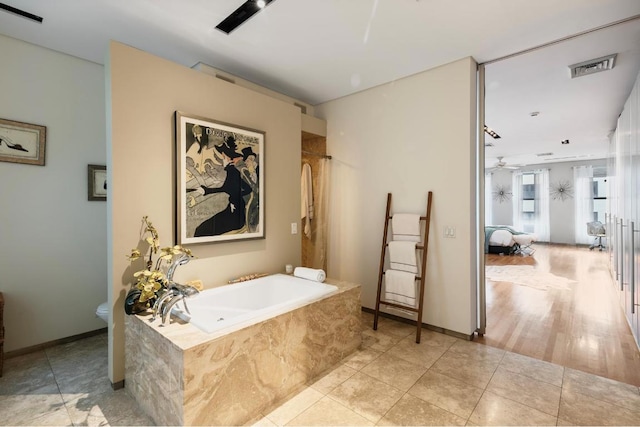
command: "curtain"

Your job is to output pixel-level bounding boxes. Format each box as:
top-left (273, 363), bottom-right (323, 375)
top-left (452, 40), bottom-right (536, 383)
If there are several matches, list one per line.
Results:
top-left (574, 165), bottom-right (594, 245)
top-left (512, 171), bottom-right (523, 230)
top-left (535, 169), bottom-right (550, 242)
top-left (485, 172), bottom-right (493, 225)
top-left (311, 158), bottom-right (330, 270)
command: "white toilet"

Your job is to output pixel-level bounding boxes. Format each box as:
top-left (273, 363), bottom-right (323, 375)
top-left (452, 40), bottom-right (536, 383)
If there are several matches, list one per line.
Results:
top-left (96, 302), bottom-right (109, 323)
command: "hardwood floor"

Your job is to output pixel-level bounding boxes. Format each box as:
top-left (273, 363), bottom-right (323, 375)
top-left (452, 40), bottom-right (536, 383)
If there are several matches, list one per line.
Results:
top-left (477, 244), bottom-right (640, 386)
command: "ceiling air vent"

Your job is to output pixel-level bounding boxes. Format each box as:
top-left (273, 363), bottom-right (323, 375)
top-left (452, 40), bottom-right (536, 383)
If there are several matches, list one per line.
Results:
top-left (569, 54), bottom-right (616, 79)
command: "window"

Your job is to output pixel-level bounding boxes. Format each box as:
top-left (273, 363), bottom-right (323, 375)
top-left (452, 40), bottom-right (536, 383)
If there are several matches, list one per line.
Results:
top-left (513, 169), bottom-right (550, 241)
top-left (521, 173), bottom-right (536, 232)
top-left (592, 176), bottom-right (607, 223)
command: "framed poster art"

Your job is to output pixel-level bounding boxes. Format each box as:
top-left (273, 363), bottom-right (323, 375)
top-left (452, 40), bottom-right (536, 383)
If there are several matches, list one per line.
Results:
top-left (0, 118), bottom-right (46, 166)
top-left (175, 111), bottom-right (264, 244)
top-left (88, 164), bottom-right (107, 201)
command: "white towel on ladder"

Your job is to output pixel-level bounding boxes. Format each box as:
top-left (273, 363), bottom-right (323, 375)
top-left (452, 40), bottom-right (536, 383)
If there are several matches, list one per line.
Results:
top-left (388, 241), bottom-right (418, 274)
top-left (384, 269), bottom-right (417, 308)
top-left (392, 214), bottom-right (421, 242)
top-left (301, 163), bottom-right (314, 238)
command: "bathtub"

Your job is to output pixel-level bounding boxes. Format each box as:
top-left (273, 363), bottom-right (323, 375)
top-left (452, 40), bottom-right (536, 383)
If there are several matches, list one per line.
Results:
top-left (125, 275), bottom-right (361, 426)
top-left (174, 273), bottom-right (338, 334)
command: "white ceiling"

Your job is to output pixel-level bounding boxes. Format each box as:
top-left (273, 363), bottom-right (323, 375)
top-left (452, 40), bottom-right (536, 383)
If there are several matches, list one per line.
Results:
top-left (1, 0), bottom-right (640, 168)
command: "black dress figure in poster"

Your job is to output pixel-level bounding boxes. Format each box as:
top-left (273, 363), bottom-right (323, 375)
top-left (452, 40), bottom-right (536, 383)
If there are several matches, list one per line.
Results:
top-left (240, 146), bottom-right (260, 232)
top-left (194, 136), bottom-right (252, 236)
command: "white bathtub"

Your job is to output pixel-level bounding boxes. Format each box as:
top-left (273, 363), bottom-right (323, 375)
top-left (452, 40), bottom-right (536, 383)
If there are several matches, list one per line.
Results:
top-left (174, 273), bottom-right (338, 334)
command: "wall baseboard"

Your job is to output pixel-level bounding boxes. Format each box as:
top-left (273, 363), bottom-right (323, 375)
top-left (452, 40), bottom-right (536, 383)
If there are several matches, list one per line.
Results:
top-left (4, 327), bottom-right (107, 359)
top-left (111, 379), bottom-right (125, 390)
top-left (361, 307), bottom-right (474, 341)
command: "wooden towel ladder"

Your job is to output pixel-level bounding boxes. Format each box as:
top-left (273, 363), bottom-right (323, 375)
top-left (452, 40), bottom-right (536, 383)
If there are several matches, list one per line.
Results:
top-left (373, 192), bottom-right (433, 343)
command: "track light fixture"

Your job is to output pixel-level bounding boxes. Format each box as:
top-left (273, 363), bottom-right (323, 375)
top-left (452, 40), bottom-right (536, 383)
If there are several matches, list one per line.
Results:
top-left (484, 125), bottom-right (501, 139)
top-left (215, 0), bottom-right (275, 34)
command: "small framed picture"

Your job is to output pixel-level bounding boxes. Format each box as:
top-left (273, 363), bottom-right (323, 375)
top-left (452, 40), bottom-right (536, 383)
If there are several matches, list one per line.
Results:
top-left (0, 117), bottom-right (46, 166)
top-left (88, 164), bottom-right (107, 201)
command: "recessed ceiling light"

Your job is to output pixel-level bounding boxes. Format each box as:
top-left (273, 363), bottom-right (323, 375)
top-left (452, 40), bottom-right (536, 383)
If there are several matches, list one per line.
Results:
top-left (530, 111), bottom-right (540, 117)
top-left (561, 139), bottom-right (570, 145)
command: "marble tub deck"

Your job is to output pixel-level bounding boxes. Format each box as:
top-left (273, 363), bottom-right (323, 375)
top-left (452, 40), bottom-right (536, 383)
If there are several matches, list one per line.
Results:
top-left (2, 312), bottom-right (640, 425)
top-left (126, 278), bottom-right (363, 426)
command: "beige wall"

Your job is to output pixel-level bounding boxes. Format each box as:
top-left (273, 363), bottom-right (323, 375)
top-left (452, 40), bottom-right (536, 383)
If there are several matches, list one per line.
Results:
top-left (108, 42), bottom-right (302, 383)
top-left (315, 57), bottom-right (478, 336)
top-left (0, 34), bottom-right (107, 352)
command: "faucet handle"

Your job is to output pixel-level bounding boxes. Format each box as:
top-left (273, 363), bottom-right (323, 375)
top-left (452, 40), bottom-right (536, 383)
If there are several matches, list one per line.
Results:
top-left (171, 282), bottom-right (200, 297)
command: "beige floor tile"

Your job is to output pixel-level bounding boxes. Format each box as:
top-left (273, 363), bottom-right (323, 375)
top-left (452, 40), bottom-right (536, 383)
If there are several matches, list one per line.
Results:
top-left (408, 370), bottom-right (484, 419)
top-left (266, 387), bottom-right (324, 426)
top-left (486, 366), bottom-right (561, 417)
top-left (45, 334), bottom-right (107, 366)
top-left (558, 388), bottom-right (640, 426)
top-left (57, 371), bottom-right (114, 404)
top-left (64, 388), bottom-right (154, 426)
top-left (448, 340), bottom-right (505, 363)
top-left (386, 334), bottom-right (451, 368)
top-left (378, 393), bottom-right (466, 426)
top-left (18, 405), bottom-right (73, 426)
top-left (49, 353), bottom-right (108, 382)
top-left (327, 372), bottom-right (404, 423)
top-left (360, 352), bottom-right (427, 391)
top-left (562, 367), bottom-right (640, 412)
top-left (309, 364), bottom-right (358, 395)
top-left (499, 351), bottom-right (564, 387)
top-left (361, 329), bottom-right (402, 352)
top-left (374, 317), bottom-right (416, 338)
top-left (341, 347), bottom-right (383, 370)
top-left (360, 311), bottom-right (374, 330)
top-left (287, 396), bottom-right (373, 426)
top-left (431, 349), bottom-right (500, 389)
top-left (468, 391), bottom-right (558, 426)
top-left (0, 354), bottom-right (57, 396)
top-left (0, 383), bottom-right (66, 425)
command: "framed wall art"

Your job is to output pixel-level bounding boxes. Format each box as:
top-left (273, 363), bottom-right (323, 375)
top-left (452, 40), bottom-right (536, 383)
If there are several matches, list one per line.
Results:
top-left (175, 111), bottom-right (264, 244)
top-left (88, 164), bottom-right (107, 201)
top-left (0, 118), bottom-right (46, 166)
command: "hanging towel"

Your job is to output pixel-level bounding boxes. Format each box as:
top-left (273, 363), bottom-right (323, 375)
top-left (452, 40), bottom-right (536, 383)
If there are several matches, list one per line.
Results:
top-left (384, 269), bottom-right (417, 308)
top-left (301, 163), bottom-right (314, 238)
top-left (388, 241), bottom-right (418, 274)
top-left (392, 213), bottom-right (421, 242)
top-left (293, 267), bottom-right (326, 282)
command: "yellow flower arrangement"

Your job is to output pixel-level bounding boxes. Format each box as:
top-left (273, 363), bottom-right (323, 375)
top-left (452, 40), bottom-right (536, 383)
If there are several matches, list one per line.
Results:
top-left (125, 216), bottom-right (193, 312)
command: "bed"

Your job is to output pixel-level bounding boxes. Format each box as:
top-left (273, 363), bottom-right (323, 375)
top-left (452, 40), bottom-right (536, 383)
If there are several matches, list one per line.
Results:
top-left (485, 225), bottom-right (537, 255)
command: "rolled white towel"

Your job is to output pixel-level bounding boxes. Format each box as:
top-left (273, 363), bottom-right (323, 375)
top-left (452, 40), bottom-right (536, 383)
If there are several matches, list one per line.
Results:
top-left (293, 267), bottom-right (326, 282)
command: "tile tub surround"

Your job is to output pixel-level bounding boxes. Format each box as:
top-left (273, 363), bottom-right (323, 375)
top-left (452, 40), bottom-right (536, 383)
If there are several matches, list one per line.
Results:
top-left (125, 278), bottom-right (361, 426)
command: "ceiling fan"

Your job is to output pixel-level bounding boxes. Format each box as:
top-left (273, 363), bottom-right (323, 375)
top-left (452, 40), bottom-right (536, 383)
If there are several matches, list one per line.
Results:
top-left (487, 156), bottom-right (520, 172)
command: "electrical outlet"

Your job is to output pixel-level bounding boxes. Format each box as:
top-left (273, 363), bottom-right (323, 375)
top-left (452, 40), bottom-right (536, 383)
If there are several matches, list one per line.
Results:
top-left (291, 222), bottom-right (298, 234)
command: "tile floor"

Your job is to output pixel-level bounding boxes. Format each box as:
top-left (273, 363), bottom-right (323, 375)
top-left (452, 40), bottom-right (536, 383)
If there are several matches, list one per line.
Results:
top-left (0, 333), bottom-right (153, 426)
top-left (1, 312), bottom-right (640, 426)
